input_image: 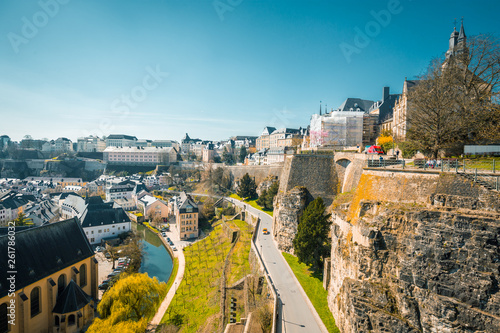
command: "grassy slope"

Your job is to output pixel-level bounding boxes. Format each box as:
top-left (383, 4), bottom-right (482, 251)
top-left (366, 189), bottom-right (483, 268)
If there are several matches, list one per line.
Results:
top-left (160, 222), bottom-right (232, 332)
top-left (282, 253), bottom-right (339, 333)
top-left (229, 193), bottom-right (273, 217)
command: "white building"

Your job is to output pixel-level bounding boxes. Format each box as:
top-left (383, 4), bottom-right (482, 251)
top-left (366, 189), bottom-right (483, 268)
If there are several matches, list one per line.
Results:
top-left (77, 136), bottom-right (106, 152)
top-left (79, 197), bottom-right (131, 244)
top-left (60, 194), bottom-right (86, 220)
top-left (103, 146), bottom-right (177, 166)
top-left (42, 137), bottom-right (74, 153)
top-left (309, 111), bottom-right (365, 148)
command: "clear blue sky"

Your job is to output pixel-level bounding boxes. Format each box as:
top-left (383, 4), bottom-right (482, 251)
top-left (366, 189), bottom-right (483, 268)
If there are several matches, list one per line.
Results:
top-left (1, 0), bottom-right (499, 143)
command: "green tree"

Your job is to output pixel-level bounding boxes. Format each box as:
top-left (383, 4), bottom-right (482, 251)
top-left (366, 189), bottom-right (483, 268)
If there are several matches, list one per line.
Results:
top-left (264, 181), bottom-right (279, 210)
top-left (239, 146), bottom-right (247, 163)
top-left (13, 212), bottom-right (32, 226)
top-left (222, 147), bottom-right (235, 165)
top-left (292, 197), bottom-right (331, 272)
top-left (237, 173), bottom-right (257, 199)
top-left (256, 189), bottom-right (267, 207)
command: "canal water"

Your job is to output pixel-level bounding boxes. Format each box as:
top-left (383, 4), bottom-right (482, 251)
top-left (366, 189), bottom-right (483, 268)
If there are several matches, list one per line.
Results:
top-left (133, 223), bottom-right (173, 283)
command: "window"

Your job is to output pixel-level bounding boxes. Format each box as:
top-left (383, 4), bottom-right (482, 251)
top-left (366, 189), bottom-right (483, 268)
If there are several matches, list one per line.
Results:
top-left (54, 315), bottom-right (60, 327)
top-left (57, 274), bottom-right (66, 296)
top-left (68, 314), bottom-right (75, 326)
top-left (30, 287), bottom-right (41, 317)
top-left (0, 303), bottom-right (9, 333)
top-left (79, 264), bottom-right (87, 287)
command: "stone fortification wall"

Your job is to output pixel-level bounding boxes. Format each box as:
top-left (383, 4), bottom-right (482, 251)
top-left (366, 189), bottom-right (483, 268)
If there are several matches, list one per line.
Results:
top-left (279, 155), bottom-right (338, 207)
top-left (328, 170), bottom-right (500, 333)
top-left (227, 164), bottom-right (283, 185)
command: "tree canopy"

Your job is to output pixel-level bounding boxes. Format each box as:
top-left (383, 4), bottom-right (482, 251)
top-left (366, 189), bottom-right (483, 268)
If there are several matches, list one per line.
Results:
top-left (87, 273), bottom-right (166, 333)
top-left (237, 173), bottom-right (257, 199)
top-left (292, 197), bottom-right (331, 272)
top-left (256, 181), bottom-right (279, 210)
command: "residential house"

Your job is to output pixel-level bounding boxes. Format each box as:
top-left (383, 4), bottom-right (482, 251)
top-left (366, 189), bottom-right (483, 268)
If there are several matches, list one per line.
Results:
top-left (0, 218), bottom-right (98, 333)
top-left (79, 196), bottom-right (131, 244)
top-left (174, 192), bottom-right (199, 240)
top-left (76, 136), bottom-right (106, 152)
top-left (256, 127), bottom-right (276, 150)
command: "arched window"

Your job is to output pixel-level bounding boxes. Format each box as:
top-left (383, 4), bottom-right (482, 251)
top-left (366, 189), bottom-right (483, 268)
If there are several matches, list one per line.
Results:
top-left (54, 315), bottom-right (60, 327)
top-left (0, 303), bottom-right (9, 333)
top-left (68, 314), bottom-right (75, 326)
top-left (30, 287), bottom-right (41, 317)
top-left (57, 274), bottom-right (66, 296)
top-left (80, 264), bottom-right (87, 287)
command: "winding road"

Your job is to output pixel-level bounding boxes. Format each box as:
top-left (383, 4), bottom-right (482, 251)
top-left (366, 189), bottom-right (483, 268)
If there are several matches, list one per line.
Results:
top-left (227, 198), bottom-right (326, 333)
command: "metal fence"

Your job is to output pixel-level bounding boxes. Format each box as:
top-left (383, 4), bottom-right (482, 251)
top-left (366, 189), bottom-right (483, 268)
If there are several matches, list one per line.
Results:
top-left (366, 158), bottom-right (499, 191)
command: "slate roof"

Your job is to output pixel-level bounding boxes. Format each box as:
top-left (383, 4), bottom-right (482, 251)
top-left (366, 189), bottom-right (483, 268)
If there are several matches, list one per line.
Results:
top-left (0, 218), bottom-right (94, 298)
top-left (336, 98), bottom-right (375, 113)
top-left (0, 192), bottom-right (35, 210)
top-left (260, 127), bottom-right (276, 136)
top-left (79, 198), bottom-right (130, 228)
top-left (52, 280), bottom-right (92, 314)
top-left (178, 192), bottom-right (198, 214)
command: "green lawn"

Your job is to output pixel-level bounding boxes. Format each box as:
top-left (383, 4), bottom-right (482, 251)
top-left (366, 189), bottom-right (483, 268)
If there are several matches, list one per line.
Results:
top-left (229, 194), bottom-right (274, 217)
top-left (226, 219), bottom-right (252, 285)
top-left (282, 253), bottom-right (339, 333)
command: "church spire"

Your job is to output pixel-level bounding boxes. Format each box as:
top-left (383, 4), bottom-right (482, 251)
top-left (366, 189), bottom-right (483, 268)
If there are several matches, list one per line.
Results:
top-left (458, 17), bottom-right (466, 44)
top-left (319, 101), bottom-right (322, 115)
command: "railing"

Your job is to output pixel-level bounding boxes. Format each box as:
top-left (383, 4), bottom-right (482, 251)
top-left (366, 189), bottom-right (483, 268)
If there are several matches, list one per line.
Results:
top-left (365, 158), bottom-right (499, 191)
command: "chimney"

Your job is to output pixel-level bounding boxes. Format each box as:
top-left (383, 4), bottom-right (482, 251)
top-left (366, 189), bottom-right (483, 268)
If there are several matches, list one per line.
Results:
top-left (383, 87), bottom-right (390, 102)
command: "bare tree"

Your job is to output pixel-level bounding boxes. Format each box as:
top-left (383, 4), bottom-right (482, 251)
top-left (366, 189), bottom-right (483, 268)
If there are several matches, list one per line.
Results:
top-left (407, 34), bottom-right (500, 157)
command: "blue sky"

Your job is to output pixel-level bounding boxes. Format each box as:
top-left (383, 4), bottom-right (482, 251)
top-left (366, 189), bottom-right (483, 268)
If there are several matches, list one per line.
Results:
top-left (1, 0), bottom-right (499, 142)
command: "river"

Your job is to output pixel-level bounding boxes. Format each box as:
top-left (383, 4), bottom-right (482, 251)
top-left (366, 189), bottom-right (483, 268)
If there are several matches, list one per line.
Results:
top-left (133, 223), bottom-right (173, 283)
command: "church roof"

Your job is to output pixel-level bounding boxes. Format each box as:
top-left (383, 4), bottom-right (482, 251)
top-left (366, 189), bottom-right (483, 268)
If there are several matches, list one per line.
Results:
top-left (0, 218), bottom-right (94, 298)
top-left (52, 280), bottom-right (92, 314)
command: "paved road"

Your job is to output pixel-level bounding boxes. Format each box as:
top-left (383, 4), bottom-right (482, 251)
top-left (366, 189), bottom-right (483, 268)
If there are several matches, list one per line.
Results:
top-left (227, 198), bottom-right (325, 333)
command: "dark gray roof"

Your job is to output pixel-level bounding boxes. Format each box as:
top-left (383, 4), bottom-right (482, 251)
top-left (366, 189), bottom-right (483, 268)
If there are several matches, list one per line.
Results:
top-left (336, 98), bottom-right (375, 112)
top-left (178, 192), bottom-right (198, 213)
top-left (52, 280), bottom-right (92, 314)
top-left (79, 198), bottom-right (130, 228)
top-left (0, 218), bottom-right (94, 298)
top-left (106, 134), bottom-right (137, 141)
top-left (0, 192), bottom-right (35, 210)
top-left (261, 127), bottom-right (276, 136)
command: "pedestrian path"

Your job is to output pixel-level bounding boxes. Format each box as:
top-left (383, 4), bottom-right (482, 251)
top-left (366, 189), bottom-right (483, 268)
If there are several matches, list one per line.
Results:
top-left (147, 227), bottom-right (186, 332)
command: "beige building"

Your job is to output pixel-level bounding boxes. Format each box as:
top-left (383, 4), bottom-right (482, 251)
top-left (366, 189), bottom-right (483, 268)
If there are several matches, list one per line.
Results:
top-left (0, 218), bottom-right (98, 333)
top-left (174, 192), bottom-right (199, 240)
top-left (256, 127), bottom-right (276, 151)
top-left (392, 79), bottom-right (420, 141)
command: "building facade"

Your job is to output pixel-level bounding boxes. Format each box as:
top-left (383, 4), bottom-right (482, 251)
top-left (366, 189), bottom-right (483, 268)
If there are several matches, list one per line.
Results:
top-left (0, 218), bottom-right (98, 333)
top-left (175, 192), bottom-right (199, 240)
top-left (105, 134), bottom-right (138, 148)
top-left (103, 146), bottom-right (177, 166)
top-left (76, 136), bottom-right (106, 152)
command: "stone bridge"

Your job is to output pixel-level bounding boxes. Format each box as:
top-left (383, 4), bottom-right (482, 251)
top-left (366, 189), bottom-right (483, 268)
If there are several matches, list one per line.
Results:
top-left (333, 152), bottom-right (370, 193)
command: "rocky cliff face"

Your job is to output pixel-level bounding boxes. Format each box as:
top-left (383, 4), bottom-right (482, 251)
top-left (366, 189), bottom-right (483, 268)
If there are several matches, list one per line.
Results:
top-left (272, 186), bottom-right (309, 254)
top-left (256, 176), bottom-right (278, 196)
top-left (328, 171), bottom-right (500, 333)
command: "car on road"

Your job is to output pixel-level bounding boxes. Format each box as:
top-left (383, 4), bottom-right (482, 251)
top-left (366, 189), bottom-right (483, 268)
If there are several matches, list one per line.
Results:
top-left (262, 228), bottom-right (269, 234)
top-left (171, 245), bottom-right (177, 251)
top-left (161, 232), bottom-right (167, 237)
top-left (364, 145), bottom-right (384, 154)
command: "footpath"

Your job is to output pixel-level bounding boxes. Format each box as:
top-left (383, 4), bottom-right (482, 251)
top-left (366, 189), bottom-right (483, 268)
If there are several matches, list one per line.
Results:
top-left (147, 227), bottom-right (187, 332)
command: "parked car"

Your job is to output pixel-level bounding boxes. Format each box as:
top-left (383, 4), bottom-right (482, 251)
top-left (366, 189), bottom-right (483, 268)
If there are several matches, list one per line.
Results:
top-left (98, 280), bottom-right (110, 290)
top-left (171, 245), bottom-right (177, 251)
top-left (161, 232), bottom-right (167, 237)
top-left (365, 145), bottom-right (384, 154)
top-left (107, 271), bottom-right (120, 279)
